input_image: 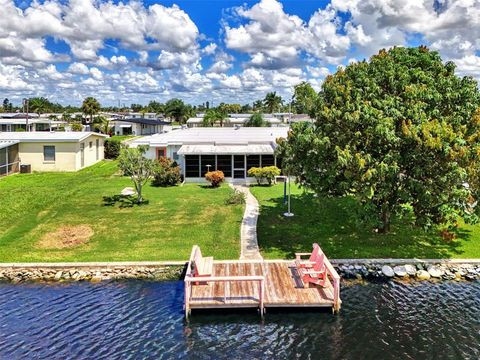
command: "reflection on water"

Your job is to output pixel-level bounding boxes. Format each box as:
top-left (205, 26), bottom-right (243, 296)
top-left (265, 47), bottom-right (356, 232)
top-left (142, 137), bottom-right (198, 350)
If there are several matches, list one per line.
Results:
top-left (0, 280), bottom-right (479, 359)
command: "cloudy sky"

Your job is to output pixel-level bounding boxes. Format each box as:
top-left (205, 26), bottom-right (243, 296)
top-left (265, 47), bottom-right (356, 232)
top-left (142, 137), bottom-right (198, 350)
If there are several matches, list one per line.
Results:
top-left (1, 0), bottom-right (480, 107)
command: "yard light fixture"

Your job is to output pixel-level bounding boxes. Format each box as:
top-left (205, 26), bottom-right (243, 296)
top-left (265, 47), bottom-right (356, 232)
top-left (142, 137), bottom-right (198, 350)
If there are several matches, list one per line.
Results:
top-left (283, 175), bottom-right (294, 217)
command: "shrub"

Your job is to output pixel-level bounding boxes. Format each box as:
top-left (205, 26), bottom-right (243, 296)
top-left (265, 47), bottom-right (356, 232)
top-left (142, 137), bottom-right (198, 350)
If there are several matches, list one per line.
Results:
top-left (247, 167), bottom-right (264, 185)
top-left (262, 166), bottom-right (281, 185)
top-left (151, 157), bottom-right (181, 186)
top-left (70, 123), bottom-right (83, 131)
top-left (225, 189), bottom-right (246, 205)
top-left (104, 138), bottom-right (123, 159)
top-left (205, 170), bottom-right (225, 187)
top-left (247, 166), bottom-right (281, 185)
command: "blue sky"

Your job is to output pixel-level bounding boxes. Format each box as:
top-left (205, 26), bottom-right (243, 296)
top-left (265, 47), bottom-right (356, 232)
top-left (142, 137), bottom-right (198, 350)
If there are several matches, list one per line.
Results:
top-left (1, 0), bottom-right (480, 106)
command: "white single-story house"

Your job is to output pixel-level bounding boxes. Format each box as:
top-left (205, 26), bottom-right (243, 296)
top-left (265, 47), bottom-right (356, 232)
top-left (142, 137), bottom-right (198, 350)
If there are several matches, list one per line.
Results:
top-left (0, 132), bottom-right (107, 174)
top-left (0, 113), bottom-right (66, 132)
top-left (112, 118), bottom-right (169, 136)
top-left (186, 113), bottom-right (285, 128)
top-left (130, 127), bottom-right (289, 182)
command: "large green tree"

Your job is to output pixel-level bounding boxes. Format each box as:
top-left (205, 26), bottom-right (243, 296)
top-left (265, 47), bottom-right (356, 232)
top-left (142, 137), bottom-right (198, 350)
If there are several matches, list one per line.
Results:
top-left (292, 81), bottom-right (318, 116)
top-left (245, 113), bottom-right (267, 127)
top-left (278, 46), bottom-right (480, 233)
top-left (203, 109), bottom-right (227, 127)
top-left (165, 98), bottom-right (190, 123)
top-left (81, 97), bottom-right (101, 123)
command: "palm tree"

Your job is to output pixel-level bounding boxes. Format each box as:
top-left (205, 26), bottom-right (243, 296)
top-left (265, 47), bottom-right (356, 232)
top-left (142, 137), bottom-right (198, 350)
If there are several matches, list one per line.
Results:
top-left (29, 97), bottom-right (49, 117)
top-left (81, 97), bottom-right (101, 123)
top-left (93, 115), bottom-right (111, 134)
top-left (62, 112), bottom-right (72, 123)
top-left (202, 109), bottom-right (227, 127)
top-left (263, 92), bottom-right (283, 113)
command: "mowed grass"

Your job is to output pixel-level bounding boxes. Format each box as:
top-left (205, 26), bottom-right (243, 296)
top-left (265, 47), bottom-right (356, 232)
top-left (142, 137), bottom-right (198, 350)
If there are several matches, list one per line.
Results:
top-left (0, 161), bottom-right (244, 262)
top-left (251, 184), bottom-right (480, 260)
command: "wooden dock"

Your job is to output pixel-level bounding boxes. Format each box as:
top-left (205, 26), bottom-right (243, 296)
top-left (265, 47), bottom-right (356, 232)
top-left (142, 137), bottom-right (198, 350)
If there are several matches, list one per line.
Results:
top-left (184, 246), bottom-right (341, 318)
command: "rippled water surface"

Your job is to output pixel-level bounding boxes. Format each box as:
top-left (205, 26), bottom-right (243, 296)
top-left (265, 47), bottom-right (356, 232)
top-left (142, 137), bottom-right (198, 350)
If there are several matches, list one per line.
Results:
top-left (0, 280), bottom-right (479, 359)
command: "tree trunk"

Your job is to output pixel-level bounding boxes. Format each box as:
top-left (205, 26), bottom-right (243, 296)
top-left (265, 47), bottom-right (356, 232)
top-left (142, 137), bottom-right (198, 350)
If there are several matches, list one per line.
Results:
top-left (380, 205), bottom-right (391, 233)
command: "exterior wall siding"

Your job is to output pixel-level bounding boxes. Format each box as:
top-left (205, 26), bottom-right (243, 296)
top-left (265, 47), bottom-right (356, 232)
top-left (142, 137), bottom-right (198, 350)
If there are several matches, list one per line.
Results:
top-left (18, 134), bottom-right (105, 172)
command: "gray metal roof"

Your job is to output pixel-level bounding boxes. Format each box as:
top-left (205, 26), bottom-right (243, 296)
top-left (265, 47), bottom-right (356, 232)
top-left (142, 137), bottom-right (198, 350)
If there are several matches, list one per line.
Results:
top-left (132, 127), bottom-right (289, 147)
top-left (0, 132), bottom-right (108, 142)
top-left (0, 140), bottom-right (19, 150)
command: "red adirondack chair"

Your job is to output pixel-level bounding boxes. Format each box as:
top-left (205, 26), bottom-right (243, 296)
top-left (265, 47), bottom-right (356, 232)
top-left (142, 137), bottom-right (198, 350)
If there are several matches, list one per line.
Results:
top-left (295, 243), bottom-right (320, 269)
top-left (300, 252), bottom-right (328, 287)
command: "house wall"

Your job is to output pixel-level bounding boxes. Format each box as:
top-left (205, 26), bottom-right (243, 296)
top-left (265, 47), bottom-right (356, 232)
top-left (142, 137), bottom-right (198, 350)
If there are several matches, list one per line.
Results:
top-left (19, 142), bottom-right (78, 171)
top-left (18, 134), bottom-right (104, 172)
top-left (75, 134), bottom-right (105, 170)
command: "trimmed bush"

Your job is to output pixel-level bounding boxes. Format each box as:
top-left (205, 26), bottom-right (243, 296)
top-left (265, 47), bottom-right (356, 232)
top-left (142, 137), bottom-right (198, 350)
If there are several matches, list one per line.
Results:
top-left (247, 167), bottom-right (264, 185)
top-left (262, 166), bottom-right (281, 185)
top-left (104, 138), bottom-right (122, 159)
top-left (248, 166), bottom-right (281, 185)
top-left (205, 170), bottom-right (225, 187)
top-left (151, 157), bottom-right (181, 186)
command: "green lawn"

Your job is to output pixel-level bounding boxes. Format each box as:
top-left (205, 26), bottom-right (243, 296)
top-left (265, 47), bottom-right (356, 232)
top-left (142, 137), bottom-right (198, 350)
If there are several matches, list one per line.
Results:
top-left (0, 161), bottom-right (243, 262)
top-left (251, 184), bottom-right (480, 259)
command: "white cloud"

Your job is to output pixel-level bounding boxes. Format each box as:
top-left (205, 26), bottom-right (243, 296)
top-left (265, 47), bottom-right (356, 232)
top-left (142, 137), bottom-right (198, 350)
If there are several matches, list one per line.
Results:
top-left (68, 62), bottom-right (89, 75)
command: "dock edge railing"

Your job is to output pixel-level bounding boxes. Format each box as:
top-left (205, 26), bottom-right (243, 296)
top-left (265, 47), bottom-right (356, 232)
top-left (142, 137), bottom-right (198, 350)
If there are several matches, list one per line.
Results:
top-left (184, 245), bottom-right (266, 319)
top-left (323, 256), bottom-right (341, 313)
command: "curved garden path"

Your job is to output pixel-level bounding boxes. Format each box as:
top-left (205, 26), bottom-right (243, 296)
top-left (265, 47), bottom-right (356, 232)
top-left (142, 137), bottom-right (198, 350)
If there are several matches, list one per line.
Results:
top-left (232, 184), bottom-right (263, 260)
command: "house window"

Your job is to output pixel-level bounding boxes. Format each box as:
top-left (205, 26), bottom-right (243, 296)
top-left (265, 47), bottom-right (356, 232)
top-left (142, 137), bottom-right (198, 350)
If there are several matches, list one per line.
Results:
top-left (173, 152), bottom-right (179, 161)
top-left (216, 155), bottom-right (232, 177)
top-left (156, 147), bottom-right (166, 159)
top-left (185, 155), bottom-right (200, 177)
top-left (261, 154), bottom-right (275, 167)
top-left (89, 141), bottom-right (93, 149)
top-left (201, 155), bottom-right (216, 176)
top-left (246, 155), bottom-right (260, 171)
top-left (96, 139), bottom-right (99, 160)
top-left (43, 146), bottom-right (55, 162)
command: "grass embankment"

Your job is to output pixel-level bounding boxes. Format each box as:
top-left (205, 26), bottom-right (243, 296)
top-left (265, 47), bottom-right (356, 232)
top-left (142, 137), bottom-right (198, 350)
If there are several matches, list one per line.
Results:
top-left (0, 161), bottom-right (243, 262)
top-left (251, 184), bottom-right (480, 260)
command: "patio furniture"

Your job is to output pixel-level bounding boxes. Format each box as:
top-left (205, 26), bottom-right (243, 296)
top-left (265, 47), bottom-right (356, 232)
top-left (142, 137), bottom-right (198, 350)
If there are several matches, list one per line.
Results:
top-left (295, 243), bottom-right (320, 268)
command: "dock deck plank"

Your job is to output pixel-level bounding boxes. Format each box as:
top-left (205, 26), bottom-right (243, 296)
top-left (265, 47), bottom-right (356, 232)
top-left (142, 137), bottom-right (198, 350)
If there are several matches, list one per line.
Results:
top-left (188, 261), bottom-right (337, 309)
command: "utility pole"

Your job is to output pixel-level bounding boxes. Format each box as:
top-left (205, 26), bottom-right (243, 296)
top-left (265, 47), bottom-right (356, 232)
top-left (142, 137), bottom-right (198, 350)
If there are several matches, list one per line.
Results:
top-left (23, 98), bottom-right (29, 132)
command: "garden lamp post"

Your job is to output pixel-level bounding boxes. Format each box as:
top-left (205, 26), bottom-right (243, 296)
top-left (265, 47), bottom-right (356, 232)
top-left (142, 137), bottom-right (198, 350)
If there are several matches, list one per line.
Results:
top-left (283, 175), bottom-right (294, 217)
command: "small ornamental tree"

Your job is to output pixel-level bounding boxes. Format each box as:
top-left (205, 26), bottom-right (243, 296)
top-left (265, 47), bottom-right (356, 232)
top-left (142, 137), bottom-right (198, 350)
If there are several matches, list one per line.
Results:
top-left (104, 138), bottom-right (123, 159)
top-left (277, 46), bottom-right (480, 233)
top-left (205, 170), bottom-right (225, 187)
top-left (118, 145), bottom-right (157, 204)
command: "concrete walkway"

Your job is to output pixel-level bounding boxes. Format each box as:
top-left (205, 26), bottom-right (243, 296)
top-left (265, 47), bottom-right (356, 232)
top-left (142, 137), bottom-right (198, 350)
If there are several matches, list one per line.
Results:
top-left (232, 184), bottom-right (263, 260)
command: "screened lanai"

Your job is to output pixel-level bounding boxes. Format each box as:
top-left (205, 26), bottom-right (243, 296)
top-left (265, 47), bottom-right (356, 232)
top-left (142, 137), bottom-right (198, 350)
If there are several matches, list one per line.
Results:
top-left (0, 141), bottom-right (20, 176)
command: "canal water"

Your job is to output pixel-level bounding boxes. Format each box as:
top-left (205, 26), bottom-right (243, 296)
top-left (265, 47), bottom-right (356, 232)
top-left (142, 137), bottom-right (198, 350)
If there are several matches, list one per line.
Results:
top-left (0, 280), bottom-right (478, 359)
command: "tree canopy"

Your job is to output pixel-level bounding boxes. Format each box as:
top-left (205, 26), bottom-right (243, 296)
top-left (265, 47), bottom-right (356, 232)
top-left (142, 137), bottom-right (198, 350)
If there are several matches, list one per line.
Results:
top-left (245, 113), bottom-right (267, 127)
top-left (81, 97), bottom-right (101, 123)
top-left (292, 81), bottom-right (318, 116)
top-left (277, 46), bottom-right (480, 233)
top-left (263, 92), bottom-right (283, 113)
top-left (203, 109), bottom-right (227, 127)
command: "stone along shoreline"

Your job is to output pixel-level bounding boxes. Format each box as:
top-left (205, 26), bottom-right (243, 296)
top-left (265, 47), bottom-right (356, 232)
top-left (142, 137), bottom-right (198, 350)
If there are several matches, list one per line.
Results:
top-left (0, 260), bottom-right (479, 284)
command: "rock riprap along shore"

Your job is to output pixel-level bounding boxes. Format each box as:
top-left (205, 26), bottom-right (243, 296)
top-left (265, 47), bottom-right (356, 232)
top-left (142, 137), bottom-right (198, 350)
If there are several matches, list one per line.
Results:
top-left (0, 262), bottom-right (479, 284)
top-left (0, 265), bottom-right (184, 284)
top-left (336, 263), bottom-right (480, 281)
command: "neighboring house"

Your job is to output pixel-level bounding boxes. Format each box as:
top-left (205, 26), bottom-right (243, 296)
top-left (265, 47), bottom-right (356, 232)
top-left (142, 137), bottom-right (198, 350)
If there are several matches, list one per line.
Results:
top-left (131, 127), bottom-right (289, 182)
top-left (187, 113), bottom-right (284, 128)
top-left (0, 113), bottom-right (66, 132)
top-left (0, 132), bottom-right (107, 174)
top-left (112, 118), bottom-right (169, 136)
